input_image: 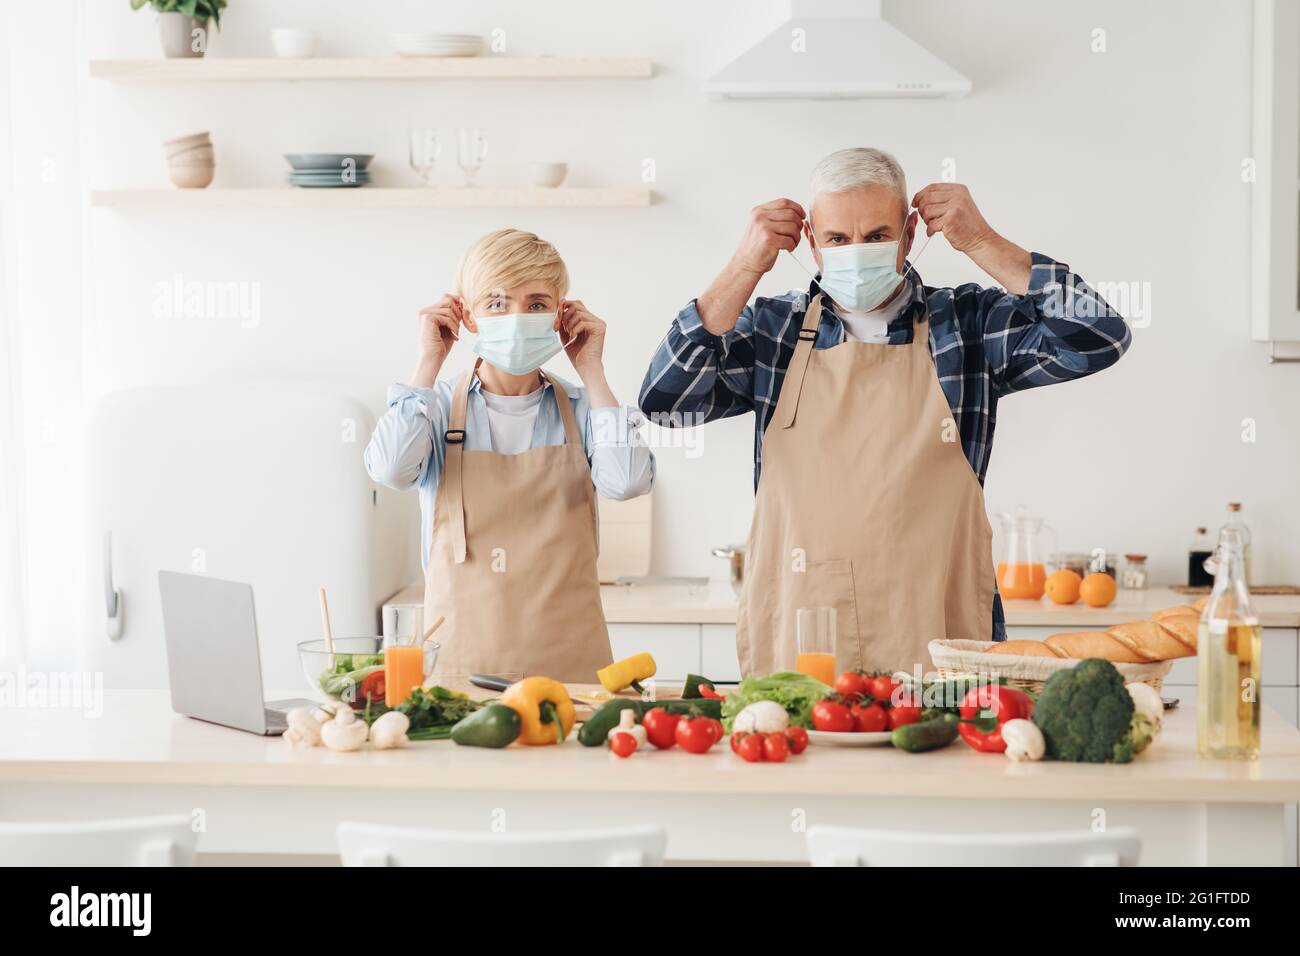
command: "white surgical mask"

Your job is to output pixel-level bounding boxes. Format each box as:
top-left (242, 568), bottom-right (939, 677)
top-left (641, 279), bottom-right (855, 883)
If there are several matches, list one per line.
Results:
top-left (816, 241), bottom-right (904, 312)
top-left (473, 312), bottom-right (563, 375)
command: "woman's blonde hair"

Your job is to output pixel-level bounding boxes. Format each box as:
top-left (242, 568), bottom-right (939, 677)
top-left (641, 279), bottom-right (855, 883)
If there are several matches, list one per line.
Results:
top-left (455, 229), bottom-right (570, 306)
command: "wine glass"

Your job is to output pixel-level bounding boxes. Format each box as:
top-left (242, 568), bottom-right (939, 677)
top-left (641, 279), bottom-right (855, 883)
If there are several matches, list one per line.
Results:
top-left (457, 128), bottom-right (488, 187)
top-left (408, 129), bottom-right (441, 186)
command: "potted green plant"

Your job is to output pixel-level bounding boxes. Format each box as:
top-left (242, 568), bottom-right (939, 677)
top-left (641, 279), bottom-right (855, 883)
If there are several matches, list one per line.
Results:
top-left (129, 0), bottom-right (227, 59)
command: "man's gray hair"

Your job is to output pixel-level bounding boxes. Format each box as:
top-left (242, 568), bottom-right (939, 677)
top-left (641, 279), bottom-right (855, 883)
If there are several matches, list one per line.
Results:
top-left (810, 147), bottom-right (907, 205)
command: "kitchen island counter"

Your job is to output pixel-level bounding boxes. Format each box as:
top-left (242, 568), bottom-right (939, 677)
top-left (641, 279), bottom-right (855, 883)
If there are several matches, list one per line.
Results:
top-left (1, 688), bottom-right (1298, 864)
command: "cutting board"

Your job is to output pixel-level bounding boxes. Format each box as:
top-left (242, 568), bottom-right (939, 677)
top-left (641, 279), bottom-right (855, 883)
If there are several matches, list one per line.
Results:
top-left (597, 493), bottom-right (653, 583)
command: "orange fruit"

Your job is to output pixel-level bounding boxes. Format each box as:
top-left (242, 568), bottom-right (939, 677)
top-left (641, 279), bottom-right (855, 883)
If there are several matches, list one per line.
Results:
top-left (1079, 572), bottom-right (1118, 608)
top-left (1044, 569), bottom-right (1082, 605)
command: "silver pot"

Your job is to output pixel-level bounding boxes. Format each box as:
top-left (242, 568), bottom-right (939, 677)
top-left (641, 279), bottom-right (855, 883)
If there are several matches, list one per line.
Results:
top-left (711, 545), bottom-right (747, 596)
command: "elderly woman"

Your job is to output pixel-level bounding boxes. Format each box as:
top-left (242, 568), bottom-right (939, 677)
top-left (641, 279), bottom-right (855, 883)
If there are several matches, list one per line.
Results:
top-left (639, 147), bottom-right (1130, 678)
top-left (366, 228), bottom-right (654, 681)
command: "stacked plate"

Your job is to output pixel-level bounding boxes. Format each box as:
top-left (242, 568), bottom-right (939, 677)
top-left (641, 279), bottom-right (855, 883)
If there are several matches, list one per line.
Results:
top-left (390, 32), bottom-right (484, 58)
top-left (284, 153), bottom-right (373, 188)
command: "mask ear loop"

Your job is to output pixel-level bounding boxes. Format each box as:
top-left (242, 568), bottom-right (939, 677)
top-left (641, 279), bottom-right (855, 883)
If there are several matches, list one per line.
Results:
top-left (782, 213), bottom-right (936, 291)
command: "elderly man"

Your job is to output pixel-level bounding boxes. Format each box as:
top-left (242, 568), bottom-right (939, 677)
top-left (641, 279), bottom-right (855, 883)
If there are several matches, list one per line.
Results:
top-left (639, 148), bottom-right (1131, 678)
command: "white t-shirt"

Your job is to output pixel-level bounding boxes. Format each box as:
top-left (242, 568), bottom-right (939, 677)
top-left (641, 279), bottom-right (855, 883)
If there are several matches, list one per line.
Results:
top-left (838, 287), bottom-right (910, 343)
top-left (479, 385), bottom-right (546, 454)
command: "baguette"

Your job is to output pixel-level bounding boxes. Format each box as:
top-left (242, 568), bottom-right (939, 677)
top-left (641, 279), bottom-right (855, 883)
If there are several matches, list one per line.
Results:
top-left (986, 639), bottom-right (1067, 658)
top-left (1040, 604), bottom-right (1199, 662)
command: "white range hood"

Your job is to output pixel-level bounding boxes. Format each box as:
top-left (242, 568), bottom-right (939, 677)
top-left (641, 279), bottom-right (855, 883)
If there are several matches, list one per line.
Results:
top-left (704, 0), bottom-right (971, 100)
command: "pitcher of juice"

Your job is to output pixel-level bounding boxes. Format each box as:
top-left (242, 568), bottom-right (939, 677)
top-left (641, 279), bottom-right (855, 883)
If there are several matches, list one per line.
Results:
top-left (994, 509), bottom-right (1056, 600)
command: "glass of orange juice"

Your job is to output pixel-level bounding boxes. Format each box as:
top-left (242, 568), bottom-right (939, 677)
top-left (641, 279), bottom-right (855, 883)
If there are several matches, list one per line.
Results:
top-left (795, 607), bottom-right (837, 686)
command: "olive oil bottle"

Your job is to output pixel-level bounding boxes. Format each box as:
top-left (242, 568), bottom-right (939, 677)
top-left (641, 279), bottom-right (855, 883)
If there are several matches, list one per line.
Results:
top-left (1197, 527), bottom-right (1261, 759)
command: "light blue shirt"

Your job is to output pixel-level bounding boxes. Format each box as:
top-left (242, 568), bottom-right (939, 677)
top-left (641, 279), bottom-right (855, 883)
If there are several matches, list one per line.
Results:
top-left (364, 373), bottom-right (655, 570)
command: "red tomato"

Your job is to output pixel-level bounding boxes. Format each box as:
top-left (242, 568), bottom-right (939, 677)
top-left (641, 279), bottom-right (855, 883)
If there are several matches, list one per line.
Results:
top-left (851, 702), bottom-right (888, 733)
top-left (887, 705), bottom-right (924, 730)
top-left (735, 732), bottom-right (765, 763)
top-left (785, 726), bottom-right (809, 755)
top-left (812, 698), bottom-right (855, 733)
top-left (834, 671), bottom-right (869, 700)
top-left (729, 730), bottom-right (743, 753)
top-left (359, 670), bottom-right (386, 705)
top-left (762, 732), bottom-right (790, 762)
top-left (642, 708), bottom-right (680, 750)
top-left (675, 715), bottom-right (717, 754)
top-left (608, 732), bottom-right (638, 758)
top-left (866, 675), bottom-right (900, 705)
top-left (708, 718), bottom-right (725, 743)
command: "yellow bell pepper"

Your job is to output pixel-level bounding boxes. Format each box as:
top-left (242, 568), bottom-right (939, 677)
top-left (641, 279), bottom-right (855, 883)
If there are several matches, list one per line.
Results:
top-left (501, 677), bottom-right (576, 746)
top-left (597, 652), bottom-right (657, 695)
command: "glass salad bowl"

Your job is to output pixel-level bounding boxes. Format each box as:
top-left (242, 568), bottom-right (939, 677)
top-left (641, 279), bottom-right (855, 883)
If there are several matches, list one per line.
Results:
top-left (298, 636), bottom-right (441, 708)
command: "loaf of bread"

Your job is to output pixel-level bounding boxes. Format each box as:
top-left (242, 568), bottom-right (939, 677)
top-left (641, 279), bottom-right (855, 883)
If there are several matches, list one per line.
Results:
top-left (987, 603), bottom-right (1201, 662)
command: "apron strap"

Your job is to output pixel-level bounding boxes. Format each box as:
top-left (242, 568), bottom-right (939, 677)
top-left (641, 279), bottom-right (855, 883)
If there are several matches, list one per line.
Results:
top-left (779, 294), bottom-right (824, 430)
top-left (541, 373), bottom-right (583, 446)
top-left (442, 366), bottom-right (477, 564)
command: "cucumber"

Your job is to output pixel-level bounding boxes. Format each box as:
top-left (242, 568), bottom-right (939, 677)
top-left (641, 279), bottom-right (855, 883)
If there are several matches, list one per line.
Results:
top-left (450, 704), bottom-right (521, 748)
top-left (892, 712), bottom-right (960, 753)
top-left (577, 697), bottom-right (723, 747)
top-left (578, 699), bottom-right (640, 747)
top-left (680, 674), bottom-right (714, 699)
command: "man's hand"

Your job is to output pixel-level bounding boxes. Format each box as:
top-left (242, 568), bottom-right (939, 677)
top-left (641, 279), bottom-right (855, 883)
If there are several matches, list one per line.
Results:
top-left (732, 198), bottom-right (807, 276)
top-left (912, 183), bottom-right (997, 254)
top-left (560, 299), bottom-right (617, 408)
top-left (409, 294), bottom-right (464, 387)
top-left (912, 183), bottom-right (1031, 294)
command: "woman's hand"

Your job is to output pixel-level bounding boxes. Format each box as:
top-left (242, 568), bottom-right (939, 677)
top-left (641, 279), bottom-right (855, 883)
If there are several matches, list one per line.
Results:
top-left (409, 294), bottom-right (465, 387)
top-left (559, 299), bottom-right (617, 408)
top-left (559, 299), bottom-right (606, 376)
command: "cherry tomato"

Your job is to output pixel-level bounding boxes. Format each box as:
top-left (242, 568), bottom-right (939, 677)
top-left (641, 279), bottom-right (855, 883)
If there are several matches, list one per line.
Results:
top-left (812, 698), bottom-right (855, 733)
top-left (735, 732), bottom-right (765, 763)
top-left (785, 726), bottom-right (809, 755)
top-left (762, 732), bottom-right (789, 762)
top-left (708, 718), bottom-right (725, 743)
top-left (866, 675), bottom-right (900, 705)
top-left (642, 708), bottom-right (680, 750)
top-left (675, 715), bottom-right (718, 754)
top-left (834, 671), bottom-right (869, 700)
top-left (608, 732), bottom-right (638, 758)
top-left (729, 729), bottom-right (743, 753)
top-left (887, 704), bottom-right (924, 730)
top-left (851, 701), bottom-right (888, 733)
top-left (359, 670), bottom-right (386, 706)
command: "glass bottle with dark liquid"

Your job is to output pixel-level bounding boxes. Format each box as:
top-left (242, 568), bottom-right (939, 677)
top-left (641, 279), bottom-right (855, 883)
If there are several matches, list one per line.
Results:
top-left (1187, 526), bottom-right (1214, 588)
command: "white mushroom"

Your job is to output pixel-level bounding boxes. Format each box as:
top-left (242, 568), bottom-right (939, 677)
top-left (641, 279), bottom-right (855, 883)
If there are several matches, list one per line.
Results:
top-left (732, 700), bottom-right (789, 735)
top-left (320, 707), bottom-right (369, 752)
top-left (284, 707), bottom-right (323, 748)
top-left (369, 711), bottom-right (411, 750)
top-left (1001, 718), bottom-right (1046, 762)
top-left (1126, 682), bottom-right (1164, 754)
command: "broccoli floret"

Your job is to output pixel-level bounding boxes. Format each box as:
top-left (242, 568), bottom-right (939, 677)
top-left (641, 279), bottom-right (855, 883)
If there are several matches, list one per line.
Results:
top-left (1032, 658), bottom-right (1136, 763)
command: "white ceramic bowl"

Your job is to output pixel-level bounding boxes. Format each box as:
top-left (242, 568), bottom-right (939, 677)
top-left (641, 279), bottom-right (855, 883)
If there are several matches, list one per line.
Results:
top-left (271, 28), bottom-right (317, 59)
top-left (529, 162), bottom-right (568, 188)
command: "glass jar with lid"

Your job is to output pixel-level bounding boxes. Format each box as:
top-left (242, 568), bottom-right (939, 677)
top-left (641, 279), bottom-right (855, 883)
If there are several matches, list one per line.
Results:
top-left (1120, 554), bottom-right (1148, 590)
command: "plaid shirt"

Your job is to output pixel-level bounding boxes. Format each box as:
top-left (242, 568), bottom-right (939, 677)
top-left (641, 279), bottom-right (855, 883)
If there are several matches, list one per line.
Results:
top-left (637, 251), bottom-right (1132, 639)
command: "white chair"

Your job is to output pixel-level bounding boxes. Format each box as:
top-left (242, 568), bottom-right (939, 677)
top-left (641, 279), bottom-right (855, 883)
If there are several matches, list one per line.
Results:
top-left (337, 822), bottom-right (666, 867)
top-left (0, 815), bottom-right (197, 866)
top-left (806, 825), bottom-right (1140, 866)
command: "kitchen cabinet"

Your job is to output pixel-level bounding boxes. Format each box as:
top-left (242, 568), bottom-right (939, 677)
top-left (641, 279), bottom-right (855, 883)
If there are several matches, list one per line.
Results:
top-left (607, 624), bottom-right (700, 683)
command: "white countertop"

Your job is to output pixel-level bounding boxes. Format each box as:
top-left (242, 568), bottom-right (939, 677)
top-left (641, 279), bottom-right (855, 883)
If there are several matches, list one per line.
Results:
top-left (385, 582), bottom-right (1300, 629)
top-left (3, 689), bottom-right (1299, 804)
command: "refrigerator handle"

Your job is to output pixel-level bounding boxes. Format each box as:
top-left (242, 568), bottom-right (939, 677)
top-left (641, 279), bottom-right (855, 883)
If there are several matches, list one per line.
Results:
top-left (104, 531), bottom-right (124, 640)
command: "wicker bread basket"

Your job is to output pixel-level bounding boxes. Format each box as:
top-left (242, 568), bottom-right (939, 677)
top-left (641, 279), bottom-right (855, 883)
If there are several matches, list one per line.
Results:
top-left (928, 639), bottom-right (1173, 694)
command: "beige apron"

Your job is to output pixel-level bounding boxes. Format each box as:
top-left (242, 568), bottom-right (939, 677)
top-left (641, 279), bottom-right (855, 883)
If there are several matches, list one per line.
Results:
top-left (424, 366), bottom-right (614, 682)
top-left (736, 294), bottom-right (994, 677)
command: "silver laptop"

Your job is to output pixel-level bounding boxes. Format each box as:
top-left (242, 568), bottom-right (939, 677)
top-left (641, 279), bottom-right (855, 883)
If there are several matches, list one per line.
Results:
top-left (158, 571), bottom-right (315, 735)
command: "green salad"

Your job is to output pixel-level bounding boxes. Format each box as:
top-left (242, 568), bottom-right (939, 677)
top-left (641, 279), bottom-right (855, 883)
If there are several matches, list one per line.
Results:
top-left (721, 671), bottom-right (833, 731)
top-left (318, 653), bottom-right (384, 700)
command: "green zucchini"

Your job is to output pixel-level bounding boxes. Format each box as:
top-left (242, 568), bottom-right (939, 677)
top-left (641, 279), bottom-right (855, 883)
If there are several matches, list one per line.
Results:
top-left (680, 674), bottom-right (714, 699)
top-left (577, 697), bottom-right (724, 747)
top-left (891, 712), bottom-right (960, 753)
top-left (450, 704), bottom-right (521, 748)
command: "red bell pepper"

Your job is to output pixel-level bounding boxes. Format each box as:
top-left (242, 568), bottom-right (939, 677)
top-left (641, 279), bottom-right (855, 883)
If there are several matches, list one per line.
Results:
top-left (958, 684), bottom-right (1034, 753)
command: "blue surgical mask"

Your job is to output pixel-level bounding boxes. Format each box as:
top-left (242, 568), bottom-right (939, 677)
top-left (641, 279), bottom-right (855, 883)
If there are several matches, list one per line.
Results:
top-left (473, 312), bottom-right (563, 375)
top-left (816, 241), bottom-right (903, 312)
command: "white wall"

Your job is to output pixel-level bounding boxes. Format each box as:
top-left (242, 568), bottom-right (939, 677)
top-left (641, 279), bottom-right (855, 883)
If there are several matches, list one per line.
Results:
top-left (80, 0), bottom-right (1297, 590)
